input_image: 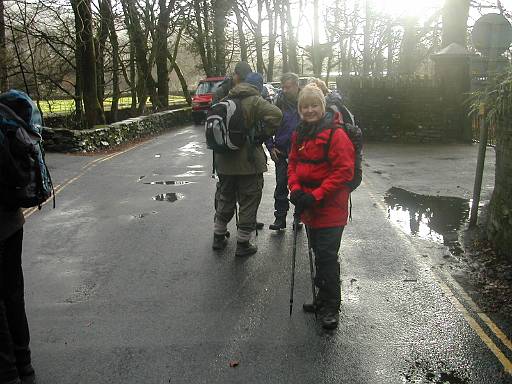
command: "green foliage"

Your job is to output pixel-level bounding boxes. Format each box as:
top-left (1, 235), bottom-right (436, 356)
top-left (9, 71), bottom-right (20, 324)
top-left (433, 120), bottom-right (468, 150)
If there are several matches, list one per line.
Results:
top-left (38, 96), bottom-right (186, 116)
top-left (469, 67), bottom-right (512, 124)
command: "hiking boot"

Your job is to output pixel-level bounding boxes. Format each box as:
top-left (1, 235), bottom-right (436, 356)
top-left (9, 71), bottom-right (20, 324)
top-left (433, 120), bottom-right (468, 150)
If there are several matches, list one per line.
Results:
top-left (256, 222), bottom-right (264, 230)
top-left (269, 217), bottom-right (286, 230)
top-left (235, 241), bottom-right (257, 257)
top-left (320, 310), bottom-right (339, 330)
top-left (212, 233), bottom-right (228, 250)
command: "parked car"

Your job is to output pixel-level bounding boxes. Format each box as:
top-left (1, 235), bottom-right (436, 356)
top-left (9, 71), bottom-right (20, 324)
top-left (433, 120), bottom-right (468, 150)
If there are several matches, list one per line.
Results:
top-left (191, 76), bottom-right (225, 124)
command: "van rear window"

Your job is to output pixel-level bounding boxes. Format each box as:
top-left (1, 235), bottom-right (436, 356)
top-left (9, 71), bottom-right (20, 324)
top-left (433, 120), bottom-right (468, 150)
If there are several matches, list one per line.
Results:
top-left (196, 80), bottom-right (223, 95)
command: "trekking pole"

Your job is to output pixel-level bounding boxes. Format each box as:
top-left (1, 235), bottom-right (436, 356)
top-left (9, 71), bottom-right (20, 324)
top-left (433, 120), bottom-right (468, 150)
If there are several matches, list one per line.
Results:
top-left (289, 210), bottom-right (300, 316)
top-left (305, 225), bottom-right (317, 319)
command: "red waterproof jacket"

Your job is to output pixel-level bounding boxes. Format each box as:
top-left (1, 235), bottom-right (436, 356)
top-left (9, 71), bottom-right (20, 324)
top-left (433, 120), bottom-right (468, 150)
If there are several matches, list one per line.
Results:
top-left (288, 117), bottom-right (355, 228)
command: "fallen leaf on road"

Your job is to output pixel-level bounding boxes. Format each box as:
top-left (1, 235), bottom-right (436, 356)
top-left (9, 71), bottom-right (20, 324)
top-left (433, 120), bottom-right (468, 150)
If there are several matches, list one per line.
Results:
top-left (229, 360), bottom-right (240, 368)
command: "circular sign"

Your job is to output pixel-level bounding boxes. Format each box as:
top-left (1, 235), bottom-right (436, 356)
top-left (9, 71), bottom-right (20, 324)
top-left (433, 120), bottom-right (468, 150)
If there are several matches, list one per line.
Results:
top-left (472, 13), bottom-right (512, 54)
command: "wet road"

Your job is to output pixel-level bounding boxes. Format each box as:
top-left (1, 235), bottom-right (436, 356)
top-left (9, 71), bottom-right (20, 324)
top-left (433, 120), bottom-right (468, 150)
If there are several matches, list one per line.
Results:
top-left (22, 124), bottom-right (511, 383)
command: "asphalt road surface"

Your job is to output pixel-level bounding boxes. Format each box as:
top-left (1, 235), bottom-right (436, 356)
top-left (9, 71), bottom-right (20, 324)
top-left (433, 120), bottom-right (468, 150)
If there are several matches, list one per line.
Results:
top-left (21, 124), bottom-right (511, 383)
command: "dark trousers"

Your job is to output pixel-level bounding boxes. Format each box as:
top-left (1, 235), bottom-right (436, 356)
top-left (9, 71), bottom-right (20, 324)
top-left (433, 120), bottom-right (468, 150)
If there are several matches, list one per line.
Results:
top-left (0, 229), bottom-right (31, 383)
top-left (273, 155), bottom-right (289, 218)
top-left (307, 226), bottom-right (344, 310)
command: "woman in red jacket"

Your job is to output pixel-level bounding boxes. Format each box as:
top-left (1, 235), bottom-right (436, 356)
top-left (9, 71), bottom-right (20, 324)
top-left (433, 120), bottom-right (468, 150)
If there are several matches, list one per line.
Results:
top-left (288, 84), bottom-right (355, 330)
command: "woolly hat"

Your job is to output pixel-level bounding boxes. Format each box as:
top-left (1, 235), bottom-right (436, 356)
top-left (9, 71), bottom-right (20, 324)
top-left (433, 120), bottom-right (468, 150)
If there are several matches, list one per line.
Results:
top-left (245, 72), bottom-right (264, 92)
top-left (234, 61), bottom-right (252, 81)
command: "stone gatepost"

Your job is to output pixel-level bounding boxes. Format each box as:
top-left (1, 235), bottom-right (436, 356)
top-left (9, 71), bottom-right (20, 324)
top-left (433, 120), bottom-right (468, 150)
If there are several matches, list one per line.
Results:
top-left (431, 43), bottom-right (472, 142)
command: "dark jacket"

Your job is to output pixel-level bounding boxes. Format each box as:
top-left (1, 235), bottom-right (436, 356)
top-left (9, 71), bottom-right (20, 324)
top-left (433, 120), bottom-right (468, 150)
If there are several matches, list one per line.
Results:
top-left (265, 91), bottom-right (301, 154)
top-left (288, 114), bottom-right (355, 228)
top-left (214, 84), bottom-right (282, 175)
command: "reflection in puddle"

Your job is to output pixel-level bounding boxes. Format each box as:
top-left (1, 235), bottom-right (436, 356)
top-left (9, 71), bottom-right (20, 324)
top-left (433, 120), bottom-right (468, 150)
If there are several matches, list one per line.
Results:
top-left (155, 154), bottom-right (161, 158)
top-left (384, 187), bottom-right (470, 255)
top-left (178, 141), bottom-right (204, 155)
top-left (175, 170), bottom-right (205, 177)
top-left (187, 165), bottom-right (204, 169)
top-left (138, 176), bottom-right (146, 181)
top-left (153, 193), bottom-right (184, 202)
top-left (143, 180), bottom-right (194, 185)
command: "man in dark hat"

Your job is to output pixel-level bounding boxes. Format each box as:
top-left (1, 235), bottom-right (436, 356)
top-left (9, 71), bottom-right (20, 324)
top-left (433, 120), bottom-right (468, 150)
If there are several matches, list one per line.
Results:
top-left (213, 61), bottom-right (253, 103)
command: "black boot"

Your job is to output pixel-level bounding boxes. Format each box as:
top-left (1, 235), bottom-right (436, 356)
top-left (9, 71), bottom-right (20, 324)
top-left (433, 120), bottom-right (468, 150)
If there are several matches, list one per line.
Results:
top-left (235, 241), bottom-right (257, 257)
top-left (320, 307), bottom-right (339, 330)
top-left (212, 233), bottom-right (228, 250)
top-left (256, 222), bottom-right (264, 230)
top-left (269, 217), bottom-right (286, 230)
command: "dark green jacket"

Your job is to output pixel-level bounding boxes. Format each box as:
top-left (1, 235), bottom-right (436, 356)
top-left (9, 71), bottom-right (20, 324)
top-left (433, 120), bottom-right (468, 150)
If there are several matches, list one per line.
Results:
top-left (214, 84), bottom-right (282, 175)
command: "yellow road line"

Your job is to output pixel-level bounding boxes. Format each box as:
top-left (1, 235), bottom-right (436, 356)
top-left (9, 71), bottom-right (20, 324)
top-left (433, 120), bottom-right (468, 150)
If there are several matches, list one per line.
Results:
top-left (441, 270), bottom-right (512, 353)
top-left (436, 275), bottom-right (512, 374)
top-left (24, 142), bottom-right (146, 219)
top-left (361, 176), bottom-right (512, 374)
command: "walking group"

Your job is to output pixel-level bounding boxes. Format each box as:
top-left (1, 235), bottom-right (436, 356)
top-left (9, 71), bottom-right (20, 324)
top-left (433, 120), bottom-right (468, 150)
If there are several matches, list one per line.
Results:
top-left (0, 62), bottom-right (362, 383)
top-left (207, 61), bottom-right (362, 331)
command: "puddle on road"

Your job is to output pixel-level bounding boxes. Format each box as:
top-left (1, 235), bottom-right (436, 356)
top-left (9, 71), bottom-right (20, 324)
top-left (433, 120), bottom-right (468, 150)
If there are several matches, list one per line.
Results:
top-left (187, 165), bottom-right (204, 169)
top-left (384, 187), bottom-right (470, 255)
top-left (154, 153), bottom-right (161, 158)
top-left (175, 170), bottom-right (206, 177)
top-left (143, 180), bottom-right (194, 185)
top-left (153, 193), bottom-right (184, 202)
top-left (178, 141), bottom-right (204, 155)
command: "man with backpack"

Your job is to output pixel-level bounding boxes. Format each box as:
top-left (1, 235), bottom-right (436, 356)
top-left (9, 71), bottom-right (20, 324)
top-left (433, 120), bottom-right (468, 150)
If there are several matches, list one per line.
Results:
top-left (266, 73), bottom-right (301, 230)
top-left (210, 72), bottom-right (282, 256)
top-left (0, 101), bottom-right (39, 383)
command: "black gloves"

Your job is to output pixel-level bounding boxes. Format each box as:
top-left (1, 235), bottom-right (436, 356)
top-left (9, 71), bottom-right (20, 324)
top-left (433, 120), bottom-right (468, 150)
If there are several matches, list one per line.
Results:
top-left (289, 190), bottom-right (305, 205)
top-left (298, 193), bottom-right (316, 209)
top-left (289, 190), bottom-right (316, 210)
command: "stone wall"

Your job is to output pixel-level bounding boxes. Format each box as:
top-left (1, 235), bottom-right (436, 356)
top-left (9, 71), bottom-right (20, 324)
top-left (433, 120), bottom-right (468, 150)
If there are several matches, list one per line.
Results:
top-left (42, 107), bottom-right (191, 152)
top-left (487, 116), bottom-right (512, 259)
top-left (337, 77), bottom-right (471, 143)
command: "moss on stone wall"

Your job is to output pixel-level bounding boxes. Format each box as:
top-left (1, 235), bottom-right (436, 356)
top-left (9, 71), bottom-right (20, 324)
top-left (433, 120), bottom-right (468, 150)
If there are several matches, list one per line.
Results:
top-left (42, 107), bottom-right (191, 152)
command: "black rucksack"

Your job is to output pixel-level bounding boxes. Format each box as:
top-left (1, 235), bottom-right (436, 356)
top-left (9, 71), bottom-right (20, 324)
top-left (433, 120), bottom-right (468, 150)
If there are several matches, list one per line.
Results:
top-left (205, 98), bottom-right (248, 153)
top-left (0, 90), bottom-right (54, 209)
top-left (314, 108), bottom-right (363, 192)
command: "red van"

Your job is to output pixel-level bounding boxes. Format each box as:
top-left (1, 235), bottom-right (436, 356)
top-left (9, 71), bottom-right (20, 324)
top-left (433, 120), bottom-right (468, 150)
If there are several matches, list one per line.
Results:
top-left (191, 76), bottom-right (225, 124)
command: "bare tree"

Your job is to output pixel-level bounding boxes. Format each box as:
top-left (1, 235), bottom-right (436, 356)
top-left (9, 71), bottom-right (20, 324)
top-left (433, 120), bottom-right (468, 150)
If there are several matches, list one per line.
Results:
top-left (71, 0), bottom-right (105, 127)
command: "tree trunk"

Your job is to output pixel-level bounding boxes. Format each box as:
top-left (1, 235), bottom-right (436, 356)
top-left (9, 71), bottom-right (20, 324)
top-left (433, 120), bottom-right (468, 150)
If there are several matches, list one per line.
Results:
top-left (155, 0), bottom-right (173, 108)
top-left (399, 18), bottom-right (418, 75)
top-left (255, 0), bottom-right (264, 74)
top-left (362, 0), bottom-right (371, 76)
top-left (312, 0), bottom-right (321, 77)
top-left (488, 115), bottom-right (512, 259)
top-left (265, 0), bottom-right (277, 81)
top-left (104, 0), bottom-right (120, 121)
top-left (214, 0), bottom-right (231, 75)
top-left (72, 0), bottom-right (105, 128)
top-left (192, 0), bottom-right (214, 76)
top-left (0, 0), bottom-right (7, 92)
top-left (121, 0), bottom-right (160, 112)
top-left (129, 41), bottom-right (137, 112)
top-left (279, 0), bottom-right (288, 73)
top-left (97, 0), bottom-right (110, 107)
top-left (286, 0), bottom-right (298, 73)
top-left (441, 0), bottom-right (470, 48)
top-left (233, 4), bottom-right (248, 61)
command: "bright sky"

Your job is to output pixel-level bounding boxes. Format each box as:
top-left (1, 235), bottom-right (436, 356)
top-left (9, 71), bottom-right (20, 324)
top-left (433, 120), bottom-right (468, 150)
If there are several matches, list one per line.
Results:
top-left (372, 0), bottom-right (444, 19)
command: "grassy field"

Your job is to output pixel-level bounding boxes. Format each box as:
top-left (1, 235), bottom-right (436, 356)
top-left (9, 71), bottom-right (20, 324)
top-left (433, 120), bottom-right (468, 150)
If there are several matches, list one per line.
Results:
top-left (38, 96), bottom-right (187, 115)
